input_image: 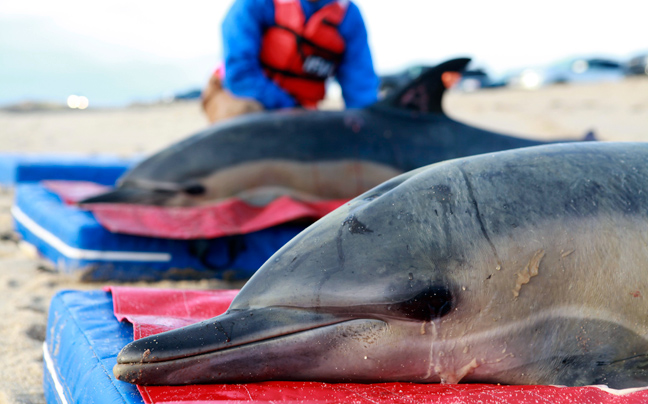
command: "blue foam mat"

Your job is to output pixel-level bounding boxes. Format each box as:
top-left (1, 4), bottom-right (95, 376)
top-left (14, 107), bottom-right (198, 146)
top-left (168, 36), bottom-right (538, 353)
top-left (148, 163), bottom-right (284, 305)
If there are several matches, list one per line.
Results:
top-left (44, 290), bottom-right (143, 404)
top-left (13, 183), bottom-right (304, 281)
top-left (0, 152), bottom-right (137, 186)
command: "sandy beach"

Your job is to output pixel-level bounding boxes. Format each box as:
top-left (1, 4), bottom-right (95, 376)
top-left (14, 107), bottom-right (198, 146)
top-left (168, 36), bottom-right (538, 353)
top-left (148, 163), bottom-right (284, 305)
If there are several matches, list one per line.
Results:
top-left (0, 78), bottom-right (647, 403)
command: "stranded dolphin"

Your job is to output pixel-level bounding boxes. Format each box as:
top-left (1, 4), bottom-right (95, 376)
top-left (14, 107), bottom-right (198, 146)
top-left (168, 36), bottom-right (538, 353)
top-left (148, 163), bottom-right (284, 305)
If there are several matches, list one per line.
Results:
top-left (82, 58), bottom-right (588, 207)
top-left (115, 142), bottom-right (648, 388)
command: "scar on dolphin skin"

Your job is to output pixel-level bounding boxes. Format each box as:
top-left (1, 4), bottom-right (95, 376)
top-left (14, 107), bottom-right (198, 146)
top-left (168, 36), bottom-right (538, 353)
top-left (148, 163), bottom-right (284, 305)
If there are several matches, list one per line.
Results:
top-left (457, 165), bottom-right (503, 269)
top-left (342, 215), bottom-right (374, 235)
top-left (561, 249), bottom-right (575, 258)
top-left (513, 249), bottom-right (545, 298)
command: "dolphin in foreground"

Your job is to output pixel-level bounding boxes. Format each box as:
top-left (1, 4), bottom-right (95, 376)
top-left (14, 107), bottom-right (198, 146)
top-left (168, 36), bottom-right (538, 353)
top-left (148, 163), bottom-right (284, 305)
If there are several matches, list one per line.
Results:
top-left (82, 58), bottom-right (589, 207)
top-left (115, 142), bottom-right (648, 388)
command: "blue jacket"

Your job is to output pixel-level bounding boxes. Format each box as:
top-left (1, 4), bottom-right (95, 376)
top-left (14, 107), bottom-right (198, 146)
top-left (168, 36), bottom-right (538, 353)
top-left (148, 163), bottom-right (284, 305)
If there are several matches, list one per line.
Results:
top-left (222, 0), bottom-right (379, 109)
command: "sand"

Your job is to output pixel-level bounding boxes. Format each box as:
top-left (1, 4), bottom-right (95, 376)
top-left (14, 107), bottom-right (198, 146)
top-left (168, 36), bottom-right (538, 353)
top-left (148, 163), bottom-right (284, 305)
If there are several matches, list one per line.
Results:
top-left (0, 78), bottom-right (647, 403)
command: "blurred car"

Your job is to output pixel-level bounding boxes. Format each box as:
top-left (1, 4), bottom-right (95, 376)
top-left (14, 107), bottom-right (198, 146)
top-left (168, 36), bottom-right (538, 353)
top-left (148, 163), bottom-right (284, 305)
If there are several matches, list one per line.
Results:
top-left (455, 69), bottom-right (492, 92)
top-left (379, 65), bottom-right (432, 96)
top-left (627, 53), bottom-right (648, 76)
top-left (173, 88), bottom-right (202, 101)
top-left (507, 57), bottom-right (625, 89)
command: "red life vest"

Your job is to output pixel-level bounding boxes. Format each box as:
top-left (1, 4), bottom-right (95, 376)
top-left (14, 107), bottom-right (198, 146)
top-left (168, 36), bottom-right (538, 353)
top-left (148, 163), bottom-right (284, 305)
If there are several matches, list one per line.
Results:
top-left (259, 0), bottom-right (348, 108)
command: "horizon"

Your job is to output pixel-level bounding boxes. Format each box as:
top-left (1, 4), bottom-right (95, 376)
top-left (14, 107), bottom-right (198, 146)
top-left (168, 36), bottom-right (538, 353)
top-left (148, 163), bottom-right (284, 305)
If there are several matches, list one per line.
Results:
top-left (1, 0), bottom-right (646, 107)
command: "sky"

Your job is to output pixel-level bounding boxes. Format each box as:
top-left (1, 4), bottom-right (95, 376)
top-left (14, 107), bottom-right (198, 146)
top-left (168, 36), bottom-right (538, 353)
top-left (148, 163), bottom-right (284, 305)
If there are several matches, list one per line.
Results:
top-left (1, 0), bottom-right (646, 107)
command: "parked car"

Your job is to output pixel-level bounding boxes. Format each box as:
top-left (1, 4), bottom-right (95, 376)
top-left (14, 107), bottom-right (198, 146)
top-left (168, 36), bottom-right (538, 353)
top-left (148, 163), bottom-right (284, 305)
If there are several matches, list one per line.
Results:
top-left (626, 53), bottom-right (648, 76)
top-left (507, 57), bottom-right (625, 89)
top-left (173, 88), bottom-right (202, 101)
top-left (456, 69), bottom-right (492, 92)
top-left (379, 65), bottom-right (432, 96)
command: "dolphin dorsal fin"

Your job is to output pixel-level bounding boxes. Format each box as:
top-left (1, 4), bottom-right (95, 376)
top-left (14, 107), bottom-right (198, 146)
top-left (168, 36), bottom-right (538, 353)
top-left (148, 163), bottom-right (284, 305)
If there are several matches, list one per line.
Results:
top-left (374, 58), bottom-right (471, 114)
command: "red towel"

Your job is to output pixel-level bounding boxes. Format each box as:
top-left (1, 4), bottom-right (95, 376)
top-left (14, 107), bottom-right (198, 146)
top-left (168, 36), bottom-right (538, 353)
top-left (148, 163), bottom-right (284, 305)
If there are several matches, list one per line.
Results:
top-left (44, 181), bottom-right (346, 239)
top-left (107, 286), bottom-right (648, 404)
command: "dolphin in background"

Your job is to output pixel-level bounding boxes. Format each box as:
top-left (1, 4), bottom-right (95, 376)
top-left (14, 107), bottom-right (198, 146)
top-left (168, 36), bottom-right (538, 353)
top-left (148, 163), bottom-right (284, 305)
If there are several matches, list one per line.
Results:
top-left (115, 142), bottom-right (648, 388)
top-left (82, 58), bottom-right (589, 207)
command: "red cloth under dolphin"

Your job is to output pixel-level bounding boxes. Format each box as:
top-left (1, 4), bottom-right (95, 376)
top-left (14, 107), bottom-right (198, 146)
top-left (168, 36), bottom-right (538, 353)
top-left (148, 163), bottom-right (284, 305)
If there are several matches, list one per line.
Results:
top-left (107, 286), bottom-right (648, 404)
top-left (43, 181), bottom-right (347, 239)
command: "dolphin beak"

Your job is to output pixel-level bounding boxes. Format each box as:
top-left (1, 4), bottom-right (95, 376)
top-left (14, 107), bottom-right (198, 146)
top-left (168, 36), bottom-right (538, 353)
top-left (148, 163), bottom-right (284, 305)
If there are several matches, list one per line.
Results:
top-left (114, 307), bottom-right (387, 385)
top-left (79, 188), bottom-right (175, 205)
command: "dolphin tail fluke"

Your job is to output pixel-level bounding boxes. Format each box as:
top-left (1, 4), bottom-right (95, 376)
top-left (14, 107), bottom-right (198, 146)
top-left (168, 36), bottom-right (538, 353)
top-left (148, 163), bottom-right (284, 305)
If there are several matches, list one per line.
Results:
top-left (374, 57), bottom-right (471, 115)
top-left (79, 188), bottom-right (173, 205)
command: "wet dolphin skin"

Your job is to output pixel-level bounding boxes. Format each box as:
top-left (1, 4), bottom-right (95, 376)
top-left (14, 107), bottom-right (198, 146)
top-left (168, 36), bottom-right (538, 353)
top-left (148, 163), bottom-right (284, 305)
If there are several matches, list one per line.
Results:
top-left (115, 142), bottom-right (648, 388)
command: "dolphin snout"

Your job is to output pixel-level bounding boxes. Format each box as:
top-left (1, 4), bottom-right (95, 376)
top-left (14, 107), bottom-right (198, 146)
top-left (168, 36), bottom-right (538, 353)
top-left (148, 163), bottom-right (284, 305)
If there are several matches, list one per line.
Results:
top-left (114, 307), bottom-right (363, 385)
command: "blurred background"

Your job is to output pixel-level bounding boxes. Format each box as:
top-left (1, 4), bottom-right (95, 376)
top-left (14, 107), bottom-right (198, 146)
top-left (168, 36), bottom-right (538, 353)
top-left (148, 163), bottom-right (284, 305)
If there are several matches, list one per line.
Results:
top-left (2, 0), bottom-right (646, 109)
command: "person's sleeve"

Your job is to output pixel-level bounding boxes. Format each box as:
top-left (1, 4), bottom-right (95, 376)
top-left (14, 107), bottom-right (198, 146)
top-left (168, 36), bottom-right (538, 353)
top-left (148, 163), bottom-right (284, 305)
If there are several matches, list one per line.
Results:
top-left (335, 3), bottom-right (379, 108)
top-left (222, 0), bottom-right (298, 109)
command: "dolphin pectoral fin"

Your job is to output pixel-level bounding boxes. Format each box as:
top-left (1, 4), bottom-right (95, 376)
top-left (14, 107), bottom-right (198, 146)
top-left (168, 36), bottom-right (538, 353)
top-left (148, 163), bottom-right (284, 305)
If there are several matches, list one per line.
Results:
top-left (594, 354), bottom-right (648, 389)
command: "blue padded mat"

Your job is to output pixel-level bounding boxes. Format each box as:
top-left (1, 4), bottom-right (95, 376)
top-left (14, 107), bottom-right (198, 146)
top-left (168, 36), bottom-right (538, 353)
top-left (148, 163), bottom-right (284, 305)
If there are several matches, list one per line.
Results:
top-left (44, 290), bottom-right (143, 404)
top-left (13, 183), bottom-right (304, 281)
top-left (0, 152), bottom-right (137, 186)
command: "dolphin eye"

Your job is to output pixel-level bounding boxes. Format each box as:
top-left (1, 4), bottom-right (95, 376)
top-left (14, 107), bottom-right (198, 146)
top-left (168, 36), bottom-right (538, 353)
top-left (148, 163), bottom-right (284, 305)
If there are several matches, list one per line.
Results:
top-left (391, 286), bottom-right (454, 321)
top-left (184, 184), bottom-right (206, 195)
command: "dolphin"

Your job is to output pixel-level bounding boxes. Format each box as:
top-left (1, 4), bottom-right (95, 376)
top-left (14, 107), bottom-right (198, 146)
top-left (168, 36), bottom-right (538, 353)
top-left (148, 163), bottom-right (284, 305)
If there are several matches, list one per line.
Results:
top-left (82, 58), bottom-right (588, 207)
top-left (114, 142), bottom-right (648, 388)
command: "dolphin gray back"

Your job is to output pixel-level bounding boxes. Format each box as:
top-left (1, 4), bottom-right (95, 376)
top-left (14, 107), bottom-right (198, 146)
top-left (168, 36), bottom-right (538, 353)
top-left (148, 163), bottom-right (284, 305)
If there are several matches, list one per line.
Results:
top-left (118, 58), bottom-right (475, 187)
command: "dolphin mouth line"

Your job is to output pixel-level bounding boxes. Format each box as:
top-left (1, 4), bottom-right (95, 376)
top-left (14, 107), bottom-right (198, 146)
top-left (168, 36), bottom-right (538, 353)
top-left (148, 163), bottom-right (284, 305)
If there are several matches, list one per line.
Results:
top-left (124, 178), bottom-right (187, 192)
top-left (117, 318), bottom-right (378, 367)
top-left (114, 318), bottom-right (390, 385)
